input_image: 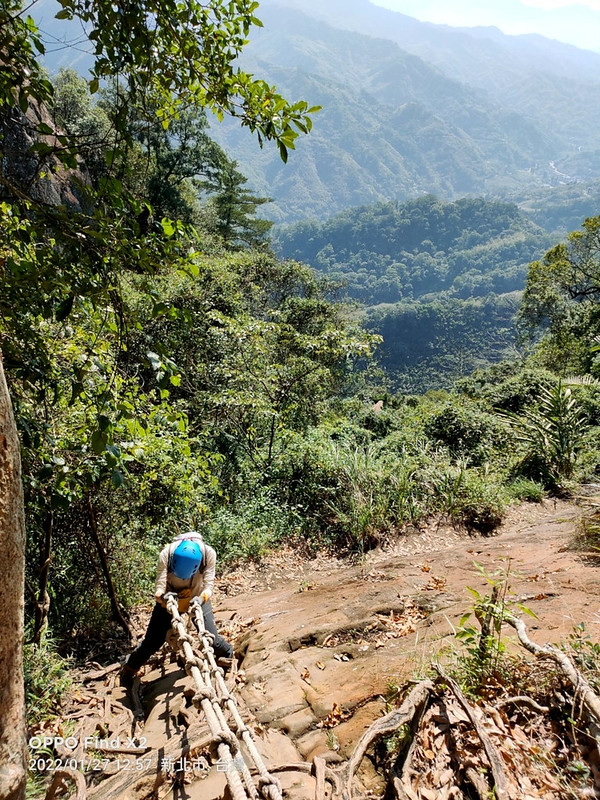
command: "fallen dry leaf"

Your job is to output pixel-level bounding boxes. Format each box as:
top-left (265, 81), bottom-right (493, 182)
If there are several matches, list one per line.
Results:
top-left (424, 575), bottom-right (447, 591)
top-left (319, 702), bottom-right (352, 728)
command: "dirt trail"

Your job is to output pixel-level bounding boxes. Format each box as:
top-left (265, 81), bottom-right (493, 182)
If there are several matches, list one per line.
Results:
top-left (55, 497), bottom-right (600, 799)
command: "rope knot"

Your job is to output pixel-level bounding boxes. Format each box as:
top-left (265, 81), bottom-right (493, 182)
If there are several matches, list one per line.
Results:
top-left (217, 691), bottom-right (233, 706)
top-left (216, 729), bottom-right (239, 750)
top-left (185, 658), bottom-right (205, 678)
top-left (192, 686), bottom-right (215, 703)
top-left (258, 775), bottom-right (283, 799)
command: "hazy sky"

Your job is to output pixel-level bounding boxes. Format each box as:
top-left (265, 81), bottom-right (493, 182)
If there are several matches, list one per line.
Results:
top-left (370, 0), bottom-right (600, 51)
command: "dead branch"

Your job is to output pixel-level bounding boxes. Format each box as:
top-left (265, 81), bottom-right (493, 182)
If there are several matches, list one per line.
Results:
top-left (34, 509), bottom-right (53, 645)
top-left (265, 762), bottom-right (341, 797)
top-left (83, 746), bottom-right (151, 756)
top-left (392, 775), bottom-right (419, 800)
top-left (81, 663), bottom-right (120, 682)
top-left (336, 680), bottom-right (434, 800)
top-left (313, 756), bottom-right (326, 800)
top-left (465, 766), bottom-right (491, 800)
top-left (86, 494), bottom-right (132, 639)
top-left (496, 695), bottom-right (549, 713)
top-left (436, 668), bottom-right (509, 800)
top-left (87, 727), bottom-right (213, 800)
top-left (504, 612), bottom-right (600, 726)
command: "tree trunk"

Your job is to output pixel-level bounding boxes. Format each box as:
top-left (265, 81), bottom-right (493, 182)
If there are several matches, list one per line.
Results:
top-left (33, 508), bottom-right (52, 646)
top-left (85, 494), bottom-right (132, 640)
top-left (0, 353), bottom-right (26, 800)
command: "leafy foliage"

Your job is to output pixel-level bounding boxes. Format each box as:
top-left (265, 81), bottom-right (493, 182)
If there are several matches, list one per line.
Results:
top-left (24, 633), bottom-right (72, 727)
top-left (26, 0), bottom-right (318, 159)
top-left (274, 196), bottom-right (549, 303)
top-left (520, 215), bottom-right (600, 375)
top-left (453, 561), bottom-right (536, 690)
top-left (501, 380), bottom-right (587, 488)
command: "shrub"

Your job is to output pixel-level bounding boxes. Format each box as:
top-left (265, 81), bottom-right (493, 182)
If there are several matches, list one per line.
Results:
top-left (502, 380), bottom-right (588, 488)
top-left (456, 365), bottom-right (557, 413)
top-left (24, 634), bottom-right (72, 729)
top-left (423, 402), bottom-right (508, 466)
top-left (506, 477), bottom-right (545, 502)
top-left (207, 490), bottom-right (300, 563)
top-left (423, 462), bottom-right (506, 533)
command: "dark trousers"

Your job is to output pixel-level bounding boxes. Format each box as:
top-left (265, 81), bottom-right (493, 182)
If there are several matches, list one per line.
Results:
top-left (127, 601), bottom-right (233, 671)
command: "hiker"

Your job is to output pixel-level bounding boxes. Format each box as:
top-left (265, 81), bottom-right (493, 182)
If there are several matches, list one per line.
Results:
top-left (120, 531), bottom-right (233, 687)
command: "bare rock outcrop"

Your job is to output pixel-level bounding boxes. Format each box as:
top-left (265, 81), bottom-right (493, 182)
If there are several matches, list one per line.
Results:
top-left (0, 100), bottom-right (89, 209)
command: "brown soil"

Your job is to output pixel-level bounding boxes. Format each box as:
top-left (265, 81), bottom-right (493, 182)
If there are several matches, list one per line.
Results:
top-left (41, 496), bottom-right (600, 800)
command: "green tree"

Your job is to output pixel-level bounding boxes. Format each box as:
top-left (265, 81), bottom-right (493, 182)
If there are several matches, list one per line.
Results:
top-left (2, 0), bottom-right (318, 161)
top-left (520, 216), bottom-right (600, 373)
top-left (203, 155), bottom-right (273, 247)
top-left (122, 254), bottom-right (377, 484)
top-left (0, 3), bottom-right (318, 797)
top-left (51, 67), bottom-right (112, 183)
top-left (52, 70), bottom-right (274, 239)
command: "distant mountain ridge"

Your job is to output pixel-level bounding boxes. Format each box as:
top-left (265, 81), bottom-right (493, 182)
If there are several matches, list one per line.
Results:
top-left (267, 0), bottom-right (600, 84)
top-left (206, 0), bottom-right (600, 222)
top-left (31, 0), bottom-right (600, 224)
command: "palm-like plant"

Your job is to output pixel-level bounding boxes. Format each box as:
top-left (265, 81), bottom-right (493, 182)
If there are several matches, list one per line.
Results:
top-left (503, 379), bottom-right (587, 484)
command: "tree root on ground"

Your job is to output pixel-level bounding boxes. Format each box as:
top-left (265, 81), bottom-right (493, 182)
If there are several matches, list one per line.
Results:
top-left (435, 667), bottom-right (509, 800)
top-left (327, 622), bottom-right (600, 800)
top-left (331, 680), bottom-right (434, 800)
top-left (46, 769), bottom-right (87, 800)
top-left (504, 612), bottom-right (600, 741)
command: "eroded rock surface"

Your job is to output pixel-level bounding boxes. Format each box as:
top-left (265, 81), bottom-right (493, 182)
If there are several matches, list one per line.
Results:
top-left (73, 498), bottom-right (599, 800)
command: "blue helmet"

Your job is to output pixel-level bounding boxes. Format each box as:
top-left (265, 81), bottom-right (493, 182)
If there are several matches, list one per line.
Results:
top-left (171, 541), bottom-right (202, 580)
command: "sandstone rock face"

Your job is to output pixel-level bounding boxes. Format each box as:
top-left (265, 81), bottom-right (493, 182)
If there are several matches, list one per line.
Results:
top-left (74, 499), bottom-right (597, 800)
top-left (0, 101), bottom-right (89, 209)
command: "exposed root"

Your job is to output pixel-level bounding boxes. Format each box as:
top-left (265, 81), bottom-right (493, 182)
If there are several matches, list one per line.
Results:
top-left (45, 769), bottom-right (87, 800)
top-left (332, 680), bottom-right (434, 799)
top-left (504, 612), bottom-right (600, 729)
top-left (436, 666), bottom-right (509, 800)
top-left (328, 644), bottom-right (600, 800)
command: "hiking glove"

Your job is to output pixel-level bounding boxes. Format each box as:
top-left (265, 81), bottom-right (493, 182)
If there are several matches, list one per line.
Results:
top-left (177, 588), bottom-right (192, 612)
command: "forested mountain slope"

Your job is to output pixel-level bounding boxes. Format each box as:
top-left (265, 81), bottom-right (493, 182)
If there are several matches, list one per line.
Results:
top-left (32, 0), bottom-right (600, 225)
top-left (275, 196), bottom-right (551, 391)
top-left (274, 196), bottom-right (549, 303)
top-left (207, 0), bottom-right (600, 223)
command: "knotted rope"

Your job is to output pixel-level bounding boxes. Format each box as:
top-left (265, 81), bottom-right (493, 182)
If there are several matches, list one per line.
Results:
top-left (164, 593), bottom-right (283, 800)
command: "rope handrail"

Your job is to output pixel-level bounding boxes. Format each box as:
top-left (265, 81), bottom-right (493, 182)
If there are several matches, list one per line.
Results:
top-left (164, 593), bottom-right (283, 800)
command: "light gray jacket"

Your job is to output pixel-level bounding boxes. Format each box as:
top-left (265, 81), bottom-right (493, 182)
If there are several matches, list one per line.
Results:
top-left (154, 532), bottom-right (216, 600)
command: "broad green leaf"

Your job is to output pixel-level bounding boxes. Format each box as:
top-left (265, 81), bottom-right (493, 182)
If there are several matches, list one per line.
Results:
top-left (111, 470), bottom-right (124, 488)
